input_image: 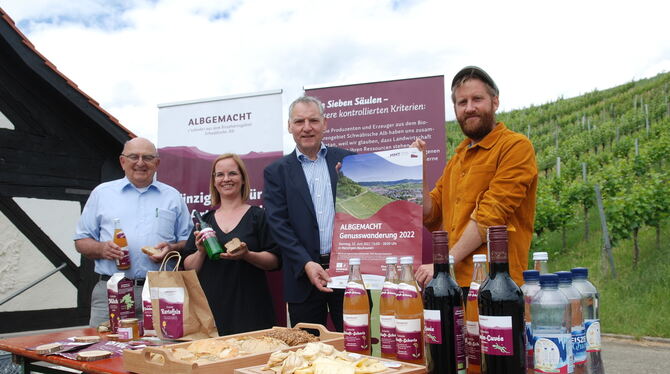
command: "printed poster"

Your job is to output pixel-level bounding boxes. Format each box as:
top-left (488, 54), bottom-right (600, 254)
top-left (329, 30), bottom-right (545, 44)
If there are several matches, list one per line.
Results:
top-left (305, 76), bottom-right (445, 264)
top-left (327, 147), bottom-right (423, 289)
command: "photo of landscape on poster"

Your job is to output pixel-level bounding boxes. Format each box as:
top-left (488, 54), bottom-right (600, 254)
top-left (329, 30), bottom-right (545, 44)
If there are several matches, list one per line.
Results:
top-left (327, 147), bottom-right (423, 290)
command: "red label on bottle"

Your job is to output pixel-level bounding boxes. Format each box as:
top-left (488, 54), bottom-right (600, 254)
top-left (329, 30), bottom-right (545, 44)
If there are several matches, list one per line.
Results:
top-left (381, 282), bottom-right (397, 298)
top-left (117, 247), bottom-right (131, 268)
top-left (345, 282), bottom-right (366, 297)
top-left (396, 283), bottom-right (419, 300)
top-left (454, 306), bottom-right (466, 369)
top-left (200, 227), bottom-right (216, 239)
top-left (479, 315), bottom-right (514, 356)
top-left (467, 282), bottom-right (480, 301)
top-left (424, 310), bottom-right (442, 344)
top-left (380, 314), bottom-right (396, 354)
top-left (466, 321), bottom-right (481, 365)
top-left (343, 313), bottom-right (369, 352)
top-left (396, 318), bottom-right (423, 360)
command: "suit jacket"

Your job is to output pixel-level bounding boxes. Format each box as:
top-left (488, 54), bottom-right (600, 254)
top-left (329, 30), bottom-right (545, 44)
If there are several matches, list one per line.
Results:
top-left (263, 146), bottom-right (355, 303)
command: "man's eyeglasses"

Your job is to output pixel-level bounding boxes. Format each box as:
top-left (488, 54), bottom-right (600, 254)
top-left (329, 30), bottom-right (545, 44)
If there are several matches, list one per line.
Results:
top-left (121, 153), bottom-right (158, 162)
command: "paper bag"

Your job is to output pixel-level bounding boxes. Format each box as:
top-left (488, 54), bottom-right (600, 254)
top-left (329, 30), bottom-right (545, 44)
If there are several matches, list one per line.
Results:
top-left (148, 251), bottom-right (218, 340)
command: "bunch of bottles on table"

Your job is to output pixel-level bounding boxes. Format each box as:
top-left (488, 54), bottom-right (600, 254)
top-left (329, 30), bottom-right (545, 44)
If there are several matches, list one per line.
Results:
top-left (342, 226), bottom-right (604, 374)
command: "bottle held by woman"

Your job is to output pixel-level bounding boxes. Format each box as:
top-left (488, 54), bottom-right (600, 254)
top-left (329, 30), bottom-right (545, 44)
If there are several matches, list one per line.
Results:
top-left (466, 254), bottom-right (488, 374)
top-left (477, 226), bottom-right (525, 374)
top-left (395, 256), bottom-right (424, 365)
top-left (380, 256), bottom-right (399, 359)
top-left (343, 258), bottom-right (371, 356)
top-left (423, 231), bottom-right (466, 374)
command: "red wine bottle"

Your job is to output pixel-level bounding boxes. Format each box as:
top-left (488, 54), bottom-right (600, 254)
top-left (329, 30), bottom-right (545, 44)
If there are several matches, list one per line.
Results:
top-left (423, 231), bottom-right (466, 374)
top-left (477, 225), bottom-right (525, 374)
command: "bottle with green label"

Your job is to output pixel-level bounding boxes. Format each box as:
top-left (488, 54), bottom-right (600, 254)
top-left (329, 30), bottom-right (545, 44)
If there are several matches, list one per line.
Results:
top-left (192, 210), bottom-right (224, 260)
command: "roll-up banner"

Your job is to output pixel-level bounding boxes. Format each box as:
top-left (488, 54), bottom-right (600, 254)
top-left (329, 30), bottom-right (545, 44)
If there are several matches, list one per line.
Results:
top-left (156, 89), bottom-right (285, 324)
top-left (305, 76), bottom-right (446, 267)
top-left (157, 90), bottom-right (283, 213)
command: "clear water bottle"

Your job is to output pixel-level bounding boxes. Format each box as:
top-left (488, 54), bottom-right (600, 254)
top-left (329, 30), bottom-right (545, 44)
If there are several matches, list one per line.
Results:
top-left (533, 252), bottom-right (549, 274)
top-left (531, 274), bottom-right (572, 374)
top-left (521, 270), bottom-right (541, 374)
top-left (556, 271), bottom-right (586, 374)
top-left (571, 268), bottom-right (604, 374)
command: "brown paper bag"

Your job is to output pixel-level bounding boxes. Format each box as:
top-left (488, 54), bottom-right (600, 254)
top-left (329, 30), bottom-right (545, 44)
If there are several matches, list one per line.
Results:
top-left (148, 251), bottom-right (218, 340)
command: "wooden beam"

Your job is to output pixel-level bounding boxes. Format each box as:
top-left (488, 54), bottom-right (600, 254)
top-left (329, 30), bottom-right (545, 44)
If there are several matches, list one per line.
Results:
top-left (0, 308), bottom-right (89, 333)
top-left (0, 196), bottom-right (80, 286)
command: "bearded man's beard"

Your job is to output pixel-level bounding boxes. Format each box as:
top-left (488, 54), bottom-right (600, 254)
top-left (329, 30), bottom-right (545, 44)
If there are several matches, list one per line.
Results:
top-left (458, 110), bottom-right (496, 142)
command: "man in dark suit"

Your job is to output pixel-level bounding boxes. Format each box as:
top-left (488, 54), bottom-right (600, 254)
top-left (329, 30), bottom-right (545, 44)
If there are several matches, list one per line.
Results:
top-left (264, 95), bottom-right (354, 332)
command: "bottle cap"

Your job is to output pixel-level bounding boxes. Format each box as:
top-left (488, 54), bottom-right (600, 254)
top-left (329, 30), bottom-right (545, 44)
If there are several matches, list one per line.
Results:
top-left (113, 218), bottom-right (120, 223)
top-left (432, 230), bottom-right (448, 243)
top-left (487, 225), bottom-right (508, 241)
top-left (473, 254), bottom-right (487, 263)
top-left (400, 256), bottom-right (414, 265)
top-left (449, 255), bottom-right (454, 264)
top-left (539, 273), bottom-right (559, 287)
top-left (555, 271), bottom-right (573, 284)
top-left (523, 270), bottom-right (540, 281)
top-left (385, 256), bottom-right (398, 264)
top-left (533, 252), bottom-right (548, 261)
top-left (571, 267), bottom-right (588, 278)
top-left (349, 258), bottom-right (361, 265)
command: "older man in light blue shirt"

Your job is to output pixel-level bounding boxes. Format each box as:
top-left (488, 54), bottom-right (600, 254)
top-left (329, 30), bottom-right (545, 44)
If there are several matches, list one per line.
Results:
top-left (74, 137), bottom-right (192, 327)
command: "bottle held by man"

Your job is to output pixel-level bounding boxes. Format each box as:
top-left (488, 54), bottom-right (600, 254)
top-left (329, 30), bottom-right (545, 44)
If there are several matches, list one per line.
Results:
top-left (113, 218), bottom-right (131, 270)
top-left (192, 210), bottom-right (224, 260)
top-left (343, 258), bottom-right (371, 355)
top-left (423, 231), bottom-right (466, 374)
top-left (395, 256), bottom-right (424, 365)
top-left (521, 270), bottom-right (541, 374)
top-left (531, 274), bottom-right (573, 374)
top-left (570, 268), bottom-right (604, 374)
top-left (533, 252), bottom-right (549, 274)
top-left (380, 256), bottom-right (399, 359)
top-left (478, 226), bottom-right (525, 374)
top-left (466, 254), bottom-right (488, 374)
top-left (556, 271), bottom-right (586, 374)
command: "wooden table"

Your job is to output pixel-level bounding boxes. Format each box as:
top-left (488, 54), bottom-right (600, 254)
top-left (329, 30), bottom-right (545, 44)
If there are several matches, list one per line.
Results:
top-left (0, 327), bottom-right (128, 374)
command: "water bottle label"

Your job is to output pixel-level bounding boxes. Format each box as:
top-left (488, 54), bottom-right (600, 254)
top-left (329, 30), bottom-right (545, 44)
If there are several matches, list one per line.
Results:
top-left (479, 315), bottom-right (514, 356)
top-left (424, 309), bottom-right (442, 344)
top-left (380, 315), bottom-right (396, 354)
top-left (533, 333), bottom-right (572, 374)
top-left (345, 282), bottom-right (366, 297)
top-left (381, 282), bottom-right (397, 298)
top-left (343, 313), bottom-right (369, 352)
top-left (396, 282), bottom-right (419, 300)
top-left (467, 282), bottom-right (480, 301)
top-left (465, 320), bottom-right (481, 365)
top-left (395, 318), bottom-right (422, 360)
top-left (454, 307), bottom-right (466, 370)
top-left (584, 319), bottom-right (601, 352)
top-left (525, 321), bottom-right (534, 370)
top-left (572, 326), bottom-right (587, 364)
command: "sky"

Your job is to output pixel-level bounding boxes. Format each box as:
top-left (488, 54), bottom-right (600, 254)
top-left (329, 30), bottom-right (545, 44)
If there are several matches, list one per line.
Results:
top-left (2, 0), bottom-right (670, 152)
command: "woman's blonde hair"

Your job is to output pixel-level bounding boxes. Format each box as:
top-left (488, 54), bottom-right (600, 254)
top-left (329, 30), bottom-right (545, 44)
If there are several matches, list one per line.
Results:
top-left (209, 153), bottom-right (250, 206)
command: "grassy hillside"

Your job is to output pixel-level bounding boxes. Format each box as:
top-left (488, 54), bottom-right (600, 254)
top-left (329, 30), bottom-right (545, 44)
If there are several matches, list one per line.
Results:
top-left (445, 72), bottom-right (670, 338)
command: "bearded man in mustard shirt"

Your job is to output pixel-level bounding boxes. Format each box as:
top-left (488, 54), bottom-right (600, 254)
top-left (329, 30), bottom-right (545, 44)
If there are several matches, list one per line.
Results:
top-left (413, 66), bottom-right (538, 292)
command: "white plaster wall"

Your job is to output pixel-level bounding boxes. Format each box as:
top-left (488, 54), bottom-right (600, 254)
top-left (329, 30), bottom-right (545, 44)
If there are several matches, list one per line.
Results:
top-left (0, 198), bottom-right (81, 311)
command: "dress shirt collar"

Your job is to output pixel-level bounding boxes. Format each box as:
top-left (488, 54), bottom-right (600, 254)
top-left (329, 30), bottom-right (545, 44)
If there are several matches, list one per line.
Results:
top-left (295, 143), bottom-right (328, 162)
top-left (119, 176), bottom-right (160, 193)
